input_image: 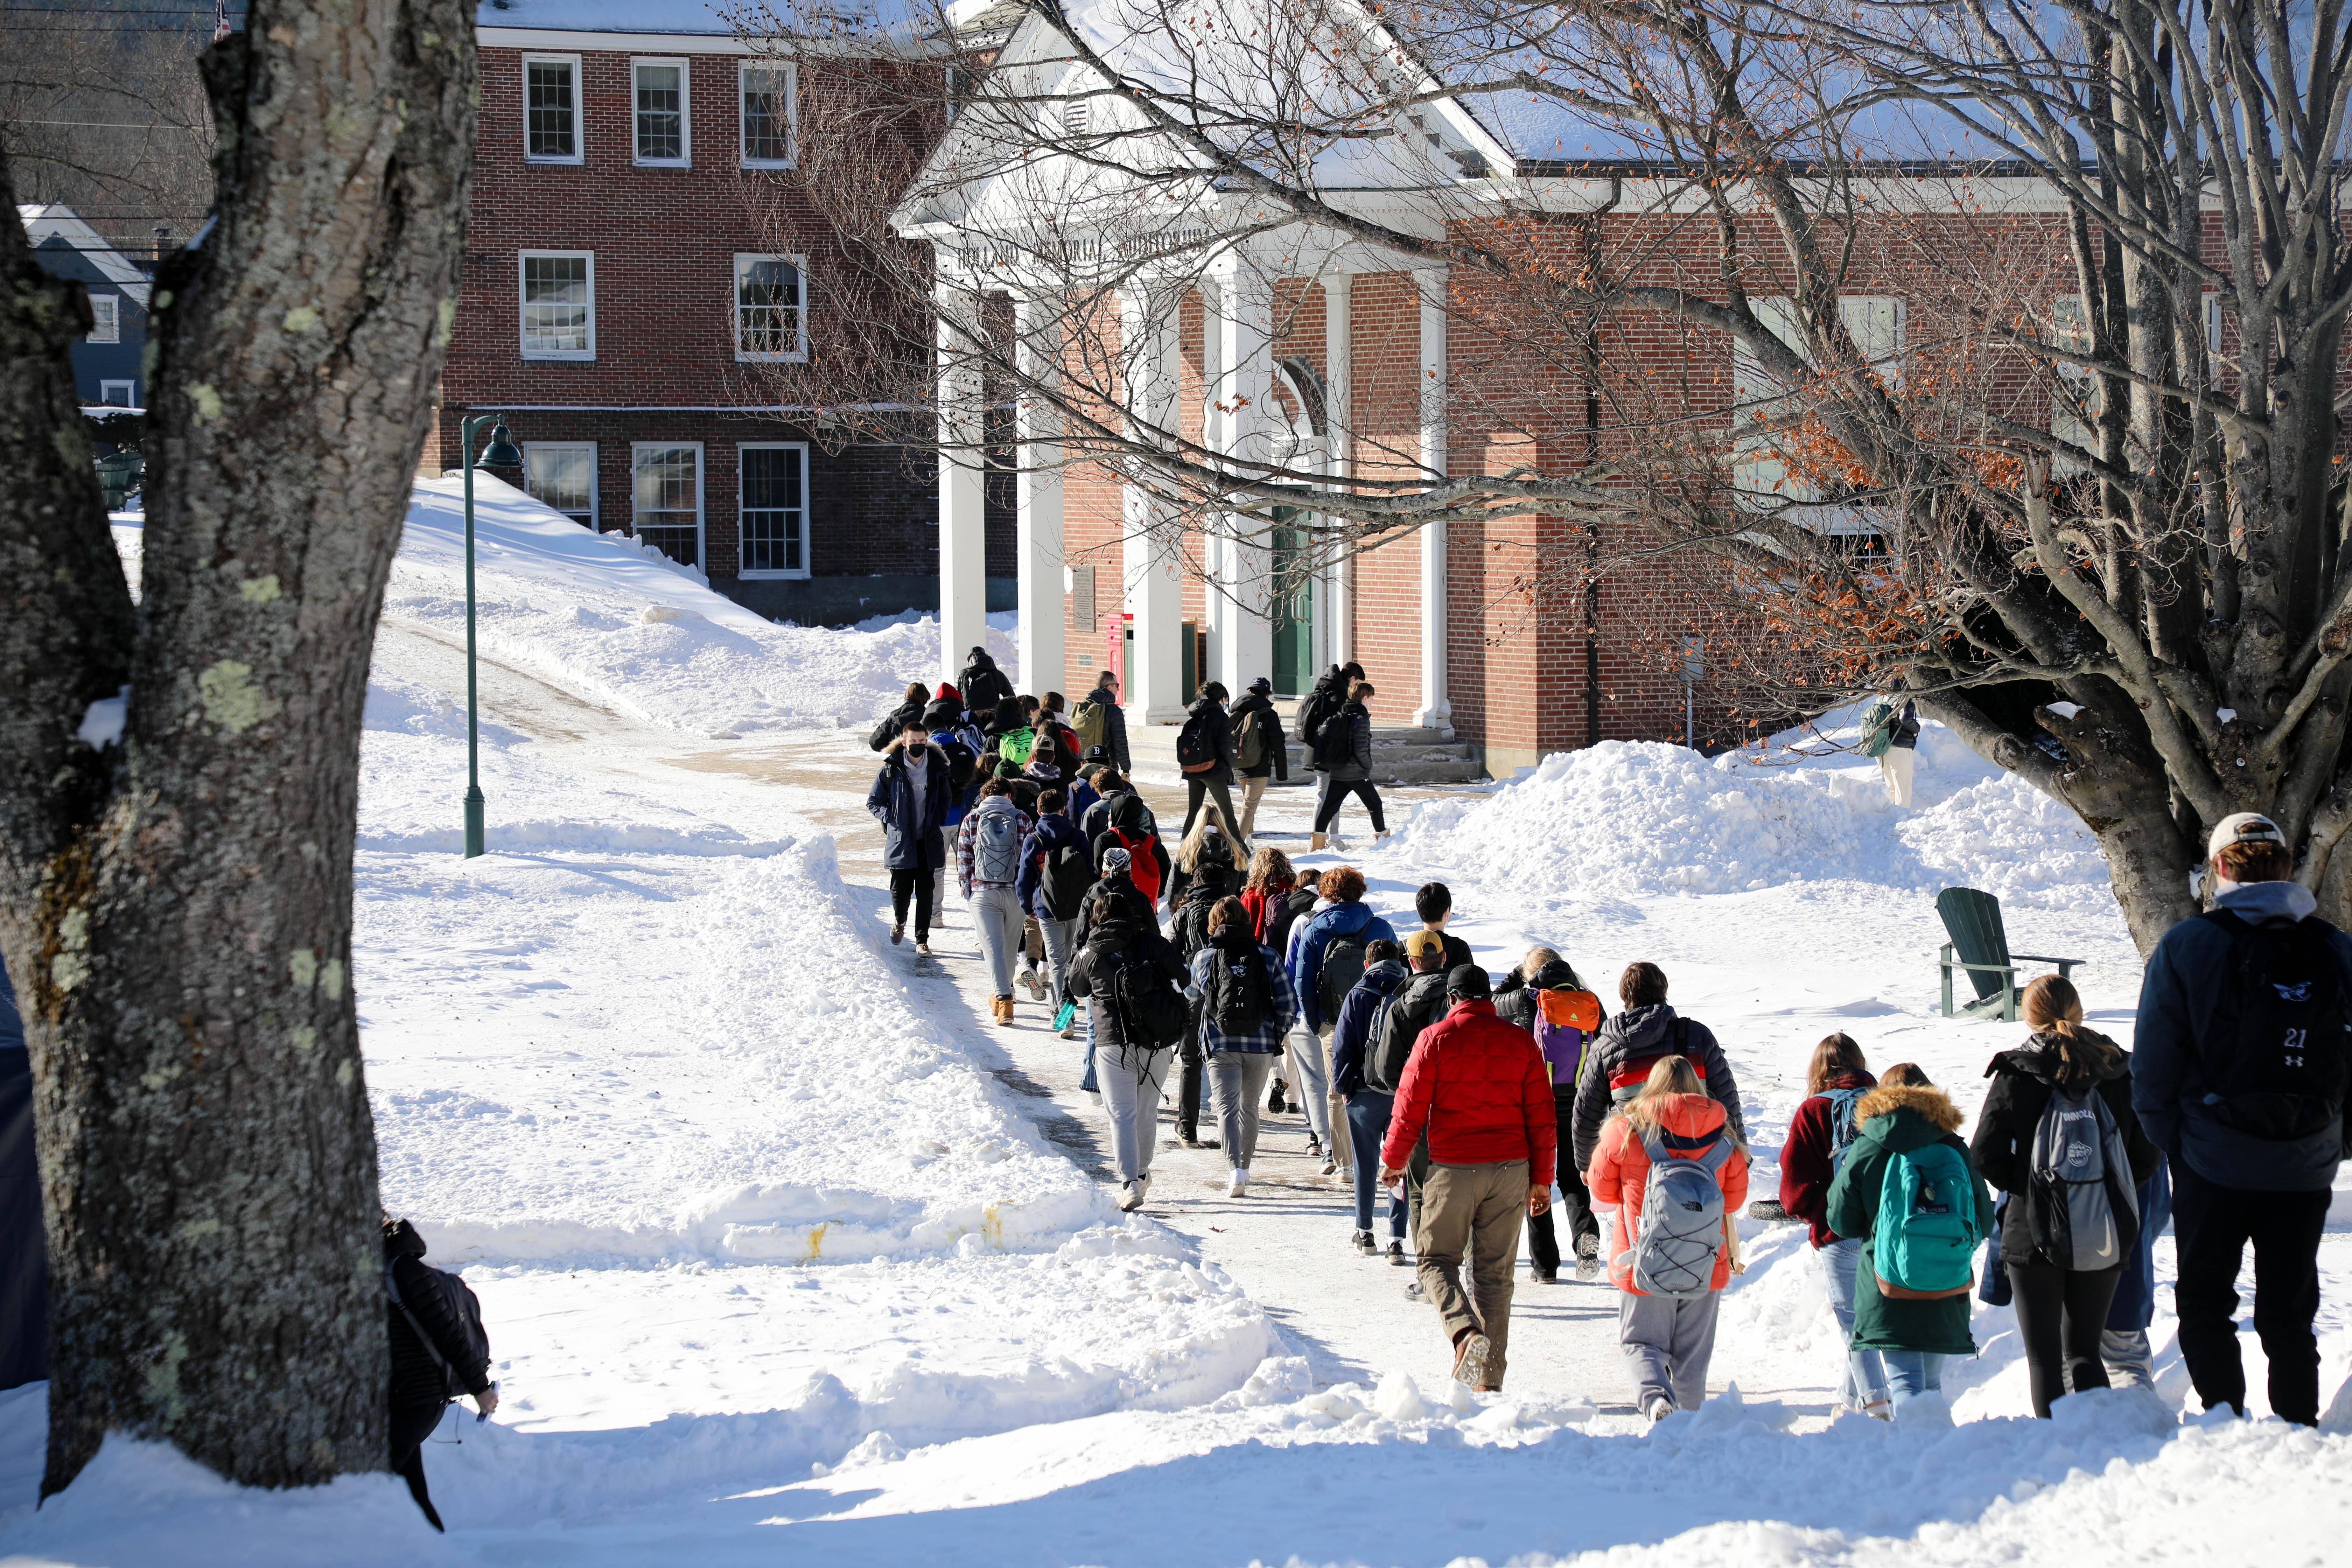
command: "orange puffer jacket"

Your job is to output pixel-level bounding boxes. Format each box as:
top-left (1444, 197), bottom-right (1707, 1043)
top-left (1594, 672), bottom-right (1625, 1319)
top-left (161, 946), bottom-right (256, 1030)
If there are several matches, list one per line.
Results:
top-left (1589, 1092), bottom-right (1749, 1295)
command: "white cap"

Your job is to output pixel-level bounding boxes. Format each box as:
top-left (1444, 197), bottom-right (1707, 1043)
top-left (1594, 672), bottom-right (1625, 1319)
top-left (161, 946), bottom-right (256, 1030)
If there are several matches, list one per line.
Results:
top-left (2207, 811), bottom-right (2285, 861)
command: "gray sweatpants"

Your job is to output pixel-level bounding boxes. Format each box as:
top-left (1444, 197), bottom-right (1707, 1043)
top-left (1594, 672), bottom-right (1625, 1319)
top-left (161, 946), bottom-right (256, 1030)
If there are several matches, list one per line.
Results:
top-left (1207, 1053), bottom-right (1276, 1171)
top-left (1283, 1023), bottom-right (1335, 1152)
top-left (971, 884), bottom-right (1024, 997)
top-left (1619, 1289), bottom-right (1722, 1413)
top-left (1037, 914), bottom-right (1079, 1004)
top-left (1097, 1043), bottom-right (1174, 1183)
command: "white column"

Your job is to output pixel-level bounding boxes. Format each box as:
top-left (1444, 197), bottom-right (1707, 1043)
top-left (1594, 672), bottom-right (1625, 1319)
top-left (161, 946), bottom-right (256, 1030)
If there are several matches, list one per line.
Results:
top-left (936, 269), bottom-right (989, 690)
top-left (1321, 272), bottom-right (1353, 671)
top-left (1014, 294), bottom-right (1065, 699)
top-left (1212, 264), bottom-right (1276, 694)
top-left (1118, 286), bottom-right (1186, 723)
top-left (1414, 268), bottom-right (1449, 732)
top-left (1198, 281), bottom-right (1228, 678)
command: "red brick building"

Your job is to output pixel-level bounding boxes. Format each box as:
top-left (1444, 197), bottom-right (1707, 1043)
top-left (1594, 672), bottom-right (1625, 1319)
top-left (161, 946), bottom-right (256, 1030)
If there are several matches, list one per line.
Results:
top-left (443, 1), bottom-right (1009, 623)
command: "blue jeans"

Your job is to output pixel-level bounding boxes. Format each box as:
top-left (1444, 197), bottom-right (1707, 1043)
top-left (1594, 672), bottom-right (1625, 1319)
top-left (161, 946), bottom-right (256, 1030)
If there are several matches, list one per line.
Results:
top-left (1882, 1349), bottom-right (1946, 1406)
top-left (1344, 1092), bottom-right (1407, 1237)
top-left (1819, 1238), bottom-right (1890, 1408)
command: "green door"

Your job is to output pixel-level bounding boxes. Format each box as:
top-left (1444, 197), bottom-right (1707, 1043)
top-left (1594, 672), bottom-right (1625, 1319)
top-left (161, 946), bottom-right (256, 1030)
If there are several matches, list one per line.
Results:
top-left (1269, 507), bottom-right (1313, 698)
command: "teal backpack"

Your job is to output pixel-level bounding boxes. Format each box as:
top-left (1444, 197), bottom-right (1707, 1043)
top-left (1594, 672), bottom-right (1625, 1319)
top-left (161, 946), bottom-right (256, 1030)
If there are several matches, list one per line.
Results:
top-left (1872, 1142), bottom-right (1981, 1297)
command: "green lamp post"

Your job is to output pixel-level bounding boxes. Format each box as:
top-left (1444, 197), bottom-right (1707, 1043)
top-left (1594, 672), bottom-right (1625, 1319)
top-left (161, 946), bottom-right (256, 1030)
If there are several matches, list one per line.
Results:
top-left (461, 414), bottom-right (523, 858)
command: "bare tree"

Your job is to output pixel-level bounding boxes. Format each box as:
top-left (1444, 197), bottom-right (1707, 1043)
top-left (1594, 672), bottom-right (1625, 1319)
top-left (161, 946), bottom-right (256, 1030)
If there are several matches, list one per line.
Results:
top-left (0, 0), bottom-right (474, 1496)
top-left (749, 0), bottom-right (2352, 952)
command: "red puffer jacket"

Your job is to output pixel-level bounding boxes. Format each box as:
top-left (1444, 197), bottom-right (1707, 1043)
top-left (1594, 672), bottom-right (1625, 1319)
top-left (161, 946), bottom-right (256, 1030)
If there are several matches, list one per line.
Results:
top-left (1381, 999), bottom-right (1556, 1184)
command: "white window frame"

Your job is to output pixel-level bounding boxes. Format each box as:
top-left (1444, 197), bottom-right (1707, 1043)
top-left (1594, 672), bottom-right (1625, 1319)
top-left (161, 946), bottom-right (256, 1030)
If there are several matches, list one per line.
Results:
top-left (631, 57), bottom-right (691, 167)
top-left (2051, 293), bottom-right (2097, 472)
top-left (733, 252), bottom-right (808, 363)
top-left (630, 441), bottom-right (706, 568)
top-left (1731, 295), bottom-right (1900, 534)
top-left (87, 293), bottom-right (121, 343)
top-left (98, 379), bottom-right (136, 407)
top-left (524, 441), bottom-right (599, 531)
top-left (522, 52), bottom-right (584, 164)
top-left (517, 250), bottom-right (596, 361)
top-left (738, 59), bottom-right (798, 168)
top-left (737, 441), bottom-right (812, 580)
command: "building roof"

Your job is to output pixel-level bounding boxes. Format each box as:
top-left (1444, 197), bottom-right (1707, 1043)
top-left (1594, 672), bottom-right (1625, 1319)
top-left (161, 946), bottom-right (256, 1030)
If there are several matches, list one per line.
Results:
top-left (15, 205), bottom-right (152, 307)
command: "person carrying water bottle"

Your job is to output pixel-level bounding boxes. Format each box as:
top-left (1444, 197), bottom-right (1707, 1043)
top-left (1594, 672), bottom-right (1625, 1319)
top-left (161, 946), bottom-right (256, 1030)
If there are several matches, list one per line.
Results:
top-left (1589, 1055), bottom-right (1748, 1422)
top-left (1822, 1063), bottom-right (1991, 1424)
top-left (1777, 1032), bottom-right (1889, 1418)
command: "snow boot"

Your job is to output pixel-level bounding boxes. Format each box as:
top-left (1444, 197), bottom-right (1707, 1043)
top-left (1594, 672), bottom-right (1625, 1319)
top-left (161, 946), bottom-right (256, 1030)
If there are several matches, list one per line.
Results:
top-left (890, 923), bottom-right (905, 946)
top-left (1309, 832), bottom-right (1327, 852)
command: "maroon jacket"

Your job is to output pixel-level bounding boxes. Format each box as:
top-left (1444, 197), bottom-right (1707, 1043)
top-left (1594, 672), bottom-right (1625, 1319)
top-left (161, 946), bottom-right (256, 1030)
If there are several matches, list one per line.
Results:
top-left (1381, 999), bottom-right (1556, 1185)
top-left (1777, 1070), bottom-right (1877, 1248)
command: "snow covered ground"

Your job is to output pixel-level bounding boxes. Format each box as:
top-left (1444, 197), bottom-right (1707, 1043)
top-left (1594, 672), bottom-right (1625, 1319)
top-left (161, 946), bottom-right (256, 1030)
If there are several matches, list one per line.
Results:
top-left (4, 489), bottom-right (2348, 1565)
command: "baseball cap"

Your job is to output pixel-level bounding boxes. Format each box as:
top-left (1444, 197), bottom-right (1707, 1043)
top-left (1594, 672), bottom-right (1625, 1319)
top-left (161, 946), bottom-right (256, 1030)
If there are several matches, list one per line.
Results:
top-left (1446, 965), bottom-right (1492, 1000)
top-left (1403, 930), bottom-right (1450, 965)
top-left (1101, 846), bottom-right (1133, 876)
top-left (2207, 812), bottom-right (2285, 861)
top-left (1248, 676), bottom-right (1272, 694)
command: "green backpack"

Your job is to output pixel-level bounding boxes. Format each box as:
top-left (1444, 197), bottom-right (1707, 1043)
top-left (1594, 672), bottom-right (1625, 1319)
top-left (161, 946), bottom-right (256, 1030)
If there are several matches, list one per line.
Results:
top-left (1872, 1141), bottom-right (1980, 1297)
top-left (999, 727), bottom-right (1037, 767)
top-left (1071, 698), bottom-right (1110, 754)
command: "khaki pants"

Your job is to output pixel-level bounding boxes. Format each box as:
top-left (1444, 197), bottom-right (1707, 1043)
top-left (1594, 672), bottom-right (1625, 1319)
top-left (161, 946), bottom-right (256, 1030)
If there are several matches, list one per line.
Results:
top-left (1237, 773), bottom-right (1271, 841)
top-left (1320, 1024), bottom-right (1351, 1177)
top-left (1878, 746), bottom-right (1915, 807)
top-left (1417, 1160), bottom-right (1528, 1388)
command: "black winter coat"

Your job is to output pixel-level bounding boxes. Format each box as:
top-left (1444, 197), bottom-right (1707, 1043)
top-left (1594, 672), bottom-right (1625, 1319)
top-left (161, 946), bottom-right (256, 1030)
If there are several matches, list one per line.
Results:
top-left (868, 699), bottom-right (925, 752)
top-left (1324, 701), bottom-right (1374, 782)
top-left (866, 741), bottom-right (952, 871)
top-left (1369, 969), bottom-right (1453, 1093)
top-left (1970, 1029), bottom-right (2159, 1266)
top-left (1230, 693), bottom-right (1290, 780)
top-left (1180, 697), bottom-right (1238, 784)
top-left (1570, 1003), bottom-right (1745, 1174)
top-left (1075, 875), bottom-right (1156, 951)
top-left (960, 651), bottom-right (1015, 715)
top-left (385, 1222), bottom-right (490, 1408)
top-left (1066, 922), bottom-right (1187, 1055)
top-left (1297, 668), bottom-right (1350, 773)
top-left (1083, 682), bottom-right (1132, 772)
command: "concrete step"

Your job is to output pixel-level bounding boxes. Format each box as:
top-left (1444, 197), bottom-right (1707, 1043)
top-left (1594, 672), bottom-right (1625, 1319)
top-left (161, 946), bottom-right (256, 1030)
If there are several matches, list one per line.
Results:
top-left (1125, 715), bottom-right (1485, 785)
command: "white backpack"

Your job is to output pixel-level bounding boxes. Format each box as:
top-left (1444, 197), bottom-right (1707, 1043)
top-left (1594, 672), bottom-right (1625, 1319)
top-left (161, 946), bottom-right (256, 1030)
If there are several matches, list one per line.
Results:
top-left (1621, 1124), bottom-right (1733, 1298)
top-left (972, 808), bottom-right (1024, 886)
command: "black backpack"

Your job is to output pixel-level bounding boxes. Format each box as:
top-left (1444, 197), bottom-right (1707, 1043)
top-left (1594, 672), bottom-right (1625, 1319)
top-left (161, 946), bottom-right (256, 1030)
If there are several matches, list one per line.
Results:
top-left (386, 1258), bottom-right (490, 1401)
top-left (1318, 933), bottom-right (1370, 1020)
top-left (1111, 950), bottom-right (1189, 1049)
top-left (1176, 712), bottom-right (1217, 772)
top-left (1360, 982), bottom-right (1413, 1093)
top-left (1207, 942), bottom-right (1272, 1035)
top-left (2198, 910), bottom-right (2352, 1139)
top-left (1175, 898), bottom-right (1217, 963)
top-left (1040, 833), bottom-right (1094, 920)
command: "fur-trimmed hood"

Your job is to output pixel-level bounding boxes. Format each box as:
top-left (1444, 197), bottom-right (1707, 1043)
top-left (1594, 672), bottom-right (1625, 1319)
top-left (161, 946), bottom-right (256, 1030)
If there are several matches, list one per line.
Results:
top-left (1855, 1082), bottom-right (1962, 1133)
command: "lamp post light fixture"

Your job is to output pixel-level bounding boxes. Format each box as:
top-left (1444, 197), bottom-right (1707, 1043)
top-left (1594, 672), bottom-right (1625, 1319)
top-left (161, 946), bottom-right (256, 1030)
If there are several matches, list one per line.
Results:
top-left (460, 415), bottom-right (522, 858)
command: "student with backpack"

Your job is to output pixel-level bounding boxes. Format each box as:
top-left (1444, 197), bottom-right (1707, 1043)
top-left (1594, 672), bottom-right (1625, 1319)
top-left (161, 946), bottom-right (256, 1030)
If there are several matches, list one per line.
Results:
top-left (1291, 866), bottom-right (1399, 1181)
top-left (1170, 846), bottom-right (1240, 1148)
top-left (1185, 896), bottom-right (1301, 1195)
top-left (383, 1217), bottom-right (496, 1532)
top-left (958, 646), bottom-right (1015, 715)
top-left (1066, 871), bottom-right (1191, 1210)
top-left (1971, 973), bottom-right (2159, 1418)
top-left (2134, 812), bottom-right (2350, 1424)
top-left (1167, 806), bottom-right (1249, 912)
top-left (1017, 787), bottom-right (1094, 1038)
top-left (869, 682), bottom-right (931, 752)
top-left (957, 779), bottom-right (1036, 1026)
top-left (1588, 1055), bottom-right (1749, 1421)
top-left (1073, 671), bottom-right (1130, 773)
top-left (1330, 939), bottom-right (1412, 1258)
top-left (1778, 1032), bottom-right (1890, 1416)
top-left (1091, 790), bottom-right (1170, 906)
top-left (1264, 865), bottom-right (1322, 1120)
top-left (1572, 961), bottom-right (1747, 1176)
top-left (1175, 682), bottom-right (1247, 847)
top-left (1308, 681), bottom-right (1385, 852)
top-left (1823, 1063), bottom-right (1989, 1421)
top-left (1496, 948), bottom-right (1607, 1282)
top-left (867, 719), bottom-right (953, 955)
top-left (1379, 966), bottom-right (1556, 1392)
top-left (1296, 662), bottom-right (1363, 781)
top-left (1230, 677), bottom-right (1291, 841)
top-left (1372, 932), bottom-right (1457, 1213)
top-left (1410, 883), bottom-right (1475, 971)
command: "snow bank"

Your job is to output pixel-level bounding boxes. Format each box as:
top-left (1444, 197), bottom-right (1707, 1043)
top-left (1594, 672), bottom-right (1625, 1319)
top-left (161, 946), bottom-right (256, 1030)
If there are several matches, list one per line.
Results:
top-left (384, 476), bottom-right (1016, 736)
top-left (1398, 711), bottom-right (2113, 913)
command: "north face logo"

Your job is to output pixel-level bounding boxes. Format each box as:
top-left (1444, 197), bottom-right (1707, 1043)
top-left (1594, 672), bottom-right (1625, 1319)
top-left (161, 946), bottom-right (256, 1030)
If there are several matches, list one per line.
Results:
top-left (2274, 981), bottom-right (2314, 1002)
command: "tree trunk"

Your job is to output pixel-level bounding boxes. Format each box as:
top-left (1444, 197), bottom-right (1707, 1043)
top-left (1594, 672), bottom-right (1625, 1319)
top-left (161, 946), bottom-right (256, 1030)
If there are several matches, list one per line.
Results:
top-left (0, 0), bottom-right (474, 1495)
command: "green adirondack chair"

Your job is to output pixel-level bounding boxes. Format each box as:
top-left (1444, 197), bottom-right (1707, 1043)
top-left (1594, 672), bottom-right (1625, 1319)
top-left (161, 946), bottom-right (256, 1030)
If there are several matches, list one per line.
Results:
top-left (1935, 887), bottom-right (2083, 1020)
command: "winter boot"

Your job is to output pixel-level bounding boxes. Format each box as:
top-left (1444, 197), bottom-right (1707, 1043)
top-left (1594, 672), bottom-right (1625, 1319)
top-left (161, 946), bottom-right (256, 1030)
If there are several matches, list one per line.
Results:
top-left (1309, 832), bottom-right (1327, 852)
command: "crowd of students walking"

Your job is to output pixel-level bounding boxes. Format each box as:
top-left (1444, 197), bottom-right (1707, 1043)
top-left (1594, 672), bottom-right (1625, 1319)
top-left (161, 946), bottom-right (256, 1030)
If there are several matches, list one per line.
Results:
top-left (869, 665), bottom-right (2350, 1429)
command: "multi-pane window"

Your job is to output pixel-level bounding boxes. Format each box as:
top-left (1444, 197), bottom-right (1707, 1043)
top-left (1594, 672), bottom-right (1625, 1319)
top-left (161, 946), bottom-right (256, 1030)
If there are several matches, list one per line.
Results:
top-left (1730, 295), bottom-right (1901, 533)
top-left (734, 254), bottom-right (805, 361)
top-left (87, 293), bottom-right (120, 343)
top-left (525, 443), bottom-right (597, 530)
top-left (739, 444), bottom-right (808, 577)
top-left (2051, 294), bottom-right (2096, 468)
top-left (740, 63), bottom-right (796, 166)
top-left (99, 379), bottom-right (136, 407)
top-left (634, 59), bottom-right (688, 164)
top-left (524, 56), bottom-right (581, 161)
top-left (518, 252), bottom-right (594, 359)
top-left (632, 444), bottom-right (703, 567)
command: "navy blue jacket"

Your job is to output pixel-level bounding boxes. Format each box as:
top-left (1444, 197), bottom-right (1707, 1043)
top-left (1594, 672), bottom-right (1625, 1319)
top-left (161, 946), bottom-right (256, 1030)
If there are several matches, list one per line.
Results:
top-left (1017, 812), bottom-right (1092, 920)
top-left (1331, 959), bottom-right (1410, 1095)
top-left (866, 741), bottom-right (951, 872)
top-left (2133, 880), bottom-right (2352, 1191)
top-left (1290, 900), bottom-right (1400, 1032)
